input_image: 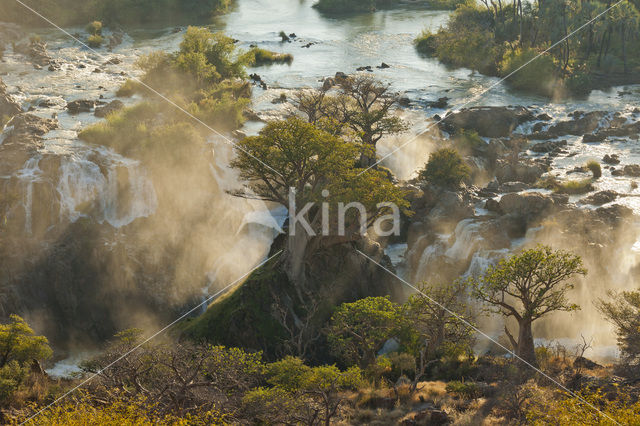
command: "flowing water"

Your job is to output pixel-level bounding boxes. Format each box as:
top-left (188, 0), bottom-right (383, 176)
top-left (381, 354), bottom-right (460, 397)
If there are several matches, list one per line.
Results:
top-left (2, 0), bottom-right (640, 361)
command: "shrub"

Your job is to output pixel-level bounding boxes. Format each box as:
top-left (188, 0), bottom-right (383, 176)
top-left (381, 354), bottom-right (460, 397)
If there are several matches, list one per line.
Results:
top-left (313, 0), bottom-right (376, 13)
top-left (87, 34), bottom-right (103, 48)
top-left (116, 79), bottom-right (141, 97)
top-left (85, 20), bottom-right (102, 36)
top-left (445, 380), bottom-right (482, 400)
top-left (245, 48), bottom-right (293, 66)
top-left (414, 30), bottom-right (437, 56)
top-left (554, 178), bottom-right (594, 195)
top-left (499, 48), bottom-right (559, 97)
top-left (586, 160), bottom-right (601, 179)
top-left (419, 147), bottom-right (470, 188)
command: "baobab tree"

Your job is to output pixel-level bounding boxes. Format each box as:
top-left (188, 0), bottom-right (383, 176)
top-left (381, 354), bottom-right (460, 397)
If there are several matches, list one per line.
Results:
top-left (469, 245), bottom-right (585, 366)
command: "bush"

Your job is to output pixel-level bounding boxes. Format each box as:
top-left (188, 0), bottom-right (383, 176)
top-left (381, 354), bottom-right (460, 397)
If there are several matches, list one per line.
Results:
top-left (445, 380), bottom-right (482, 400)
top-left (116, 79), bottom-right (141, 97)
top-left (499, 48), bottom-right (559, 97)
top-left (245, 48), bottom-right (293, 66)
top-left (586, 160), bottom-right (601, 179)
top-left (554, 178), bottom-right (594, 195)
top-left (87, 34), bottom-right (103, 48)
top-left (313, 0), bottom-right (376, 13)
top-left (85, 20), bottom-right (102, 36)
top-left (414, 30), bottom-right (437, 56)
top-left (419, 147), bottom-right (470, 188)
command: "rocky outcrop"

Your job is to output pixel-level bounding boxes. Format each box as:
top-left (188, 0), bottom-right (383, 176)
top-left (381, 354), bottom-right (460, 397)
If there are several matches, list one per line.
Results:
top-left (495, 159), bottom-right (546, 184)
top-left (498, 192), bottom-right (555, 223)
top-left (67, 99), bottom-right (96, 114)
top-left (580, 190), bottom-right (618, 206)
top-left (14, 40), bottom-right (52, 67)
top-left (0, 78), bottom-right (22, 120)
top-left (95, 100), bottom-right (124, 118)
top-left (441, 106), bottom-right (534, 138)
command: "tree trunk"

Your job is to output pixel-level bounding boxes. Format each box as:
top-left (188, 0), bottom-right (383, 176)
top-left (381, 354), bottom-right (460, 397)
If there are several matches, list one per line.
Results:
top-left (515, 318), bottom-right (537, 367)
top-left (284, 223), bottom-right (312, 286)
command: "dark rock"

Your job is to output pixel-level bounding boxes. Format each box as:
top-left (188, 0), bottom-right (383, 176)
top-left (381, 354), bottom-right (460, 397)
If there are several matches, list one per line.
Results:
top-left (499, 181), bottom-right (530, 193)
top-left (495, 159), bottom-right (546, 184)
top-left (377, 62), bottom-right (390, 69)
top-left (603, 154), bottom-right (620, 165)
top-left (530, 140), bottom-right (567, 153)
top-left (596, 204), bottom-right (633, 224)
top-left (67, 99), bottom-right (95, 114)
top-left (14, 40), bottom-right (51, 66)
top-left (398, 97), bottom-right (411, 107)
top-left (441, 106), bottom-right (534, 138)
top-left (499, 192), bottom-right (554, 222)
top-left (485, 198), bottom-right (501, 213)
top-left (356, 65), bottom-right (373, 71)
top-left (289, 33), bottom-right (297, 38)
top-left (580, 190), bottom-right (618, 206)
top-left (623, 164), bottom-right (640, 177)
top-left (94, 100), bottom-right (124, 118)
top-left (546, 111), bottom-right (606, 137)
top-left (322, 77), bottom-right (335, 90)
top-left (103, 57), bottom-right (122, 66)
top-left (537, 113), bottom-right (552, 121)
top-left (426, 96), bottom-right (449, 109)
top-left (574, 356), bottom-right (603, 370)
top-left (334, 71), bottom-right (348, 80)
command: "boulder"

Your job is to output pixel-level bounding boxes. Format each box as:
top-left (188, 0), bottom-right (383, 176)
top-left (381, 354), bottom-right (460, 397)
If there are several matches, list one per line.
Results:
top-left (441, 106), bottom-right (534, 138)
top-left (426, 97), bottom-right (449, 109)
top-left (623, 164), bottom-right (640, 177)
top-left (574, 356), bottom-right (602, 370)
top-left (580, 190), bottom-right (618, 206)
top-left (603, 154), bottom-right (620, 165)
top-left (546, 111), bottom-right (605, 137)
top-left (530, 140), bottom-right (567, 153)
top-left (427, 190), bottom-right (474, 224)
top-left (498, 192), bottom-right (554, 222)
top-left (495, 160), bottom-right (546, 184)
top-left (94, 100), bottom-right (124, 118)
top-left (67, 99), bottom-right (95, 114)
top-left (0, 77), bottom-right (22, 120)
top-left (14, 40), bottom-right (52, 66)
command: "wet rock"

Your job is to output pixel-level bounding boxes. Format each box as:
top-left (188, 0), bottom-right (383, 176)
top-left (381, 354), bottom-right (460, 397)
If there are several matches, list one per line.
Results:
top-left (334, 71), bottom-right (348, 81)
top-left (596, 204), bottom-right (633, 224)
top-left (103, 57), bottom-right (122, 66)
top-left (67, 99), bottom-right (95, 114)
top-left (495, 159), bottom-right (546, 184)
top-left (377, 62), bottom-right (390, 69)
top-left (583, 121), bottom-right (640, 143)
top-left (0, 114), bottom-right (58, 171)
top-left (108, 31), bottom-right (124, 50)
top-left (0, 77), bottom-right (22, 120)
top-left (356, 65), bottom-right (373, 72)
top-left (546, 111), bottom-right (606, 137)
top-left (243, 109), bottom-right (263, 122)
top-left (530, 139), bottom-right (567, 153)
top-left (398, 97), bottom-right (410, 107)
top-left (322, 77), bottom-right (335, 90)
top-left (302, 42), bottom-right (316, 48)
top-left (94, 100), bottom-right (124, 118)
top-left (580, 190), bottom-right (618, 206)
top-left (537, 113), bottom-right (552, 121)
top-left (441, 106), bottom-right (534, 138)
top-left (485, 198), bottom-right (501, 213)
top-left (623, 164), bottom-right (640, 177)
top-left (426, 190), bottom-right (474, 225)
top-left (426, 96), bottom-right (449, 109)
top-left (603, 154), bottom-right (620, 165)
top-left (499, 181), bottom-right (530, 193)
top-left (499, 192), bottom-right (554, 222)
top-left (289, 33), bottom-right (297, 38)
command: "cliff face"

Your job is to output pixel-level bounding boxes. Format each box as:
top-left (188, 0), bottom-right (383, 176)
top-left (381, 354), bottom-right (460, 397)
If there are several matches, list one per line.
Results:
top-left (182, 234), bottom-right (403, 362)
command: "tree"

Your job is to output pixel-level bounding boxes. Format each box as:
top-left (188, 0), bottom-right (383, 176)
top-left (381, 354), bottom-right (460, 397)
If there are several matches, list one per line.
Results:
top-left (327, 296), bottom-right (402, 368)
top-left (418, 147), bottom-right (470, 188)
top-left (230, 117), bottom-right (408, 284)
top-left (264, 356), bottom-right (363, 426)
top-left (469, 246), bottom-right (585, 366)
top-left (0, 315), bottom-right (52, 368)
top-left (596, 289), bottom-right (640, 373)
top-left (335, 76), bottom-right (408, 167)
top-left (403, 281), bottom-right (476, 389)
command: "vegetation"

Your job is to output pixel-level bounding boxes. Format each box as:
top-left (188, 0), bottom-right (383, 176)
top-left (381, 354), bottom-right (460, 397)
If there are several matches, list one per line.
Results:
top-left (586, 160), bottom-right (602, 179)
top-left (597, 289), bottom-right (640, 373)
top-left (294, 75), bottom-right (408, 167)
top-left (230, 116), bottom-right (408, 284)
top-left (0, 0), bottom-right (232, 27)
top-left (244, 47), bottom-right (294, 66)
top-left (418, 147), bottom-right (471, 188)
top-left (538, 175), bottom-right (595, 194)
top-left (87, 34), bottom-right (103, 48)
top-left (469, 245), bottom-right (586, 365)
top-left (415, 0), bottom-right (640, 95)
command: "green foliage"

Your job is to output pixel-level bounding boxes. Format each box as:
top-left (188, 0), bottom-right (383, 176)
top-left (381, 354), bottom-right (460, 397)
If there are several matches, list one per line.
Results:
top-left (555, 178), bottom-right (594, 195)
top-left (0, 315), bottom-right (52, 368)
top-left (314, 0), bottom-right (464, 13)
top-left (499, 48), bottom-right (559, 97)
top-left (586, 160), bottom-right (602, 179)
top-left (87, 34), bottom-right (103, 48)
top-left (244, 47), bottom-right (293, 66)
top-left (418, 147), bottom-right (470, 188)
top-left (85, 21), bottom-right (102, 36)
top-left (115, 79), bottom-right (141, 97)
top-left (470, 246), bottom-right (584, 321)
top-left (597, 289), bottom-right (640, 369)
top-left (0, 361), bottom-right (28, 403)
top-left (327, 296), bottom-right (401, 368)
top-left (414, 30), bottom-right (437, 56)
top-left (445, 380), bottom-right (482, 400)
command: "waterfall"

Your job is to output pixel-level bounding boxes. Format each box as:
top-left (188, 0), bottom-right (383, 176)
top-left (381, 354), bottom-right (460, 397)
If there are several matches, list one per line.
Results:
top-left (16, 156), bottom-right (42, 235)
